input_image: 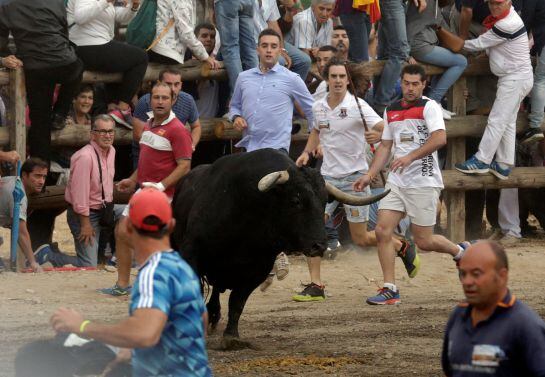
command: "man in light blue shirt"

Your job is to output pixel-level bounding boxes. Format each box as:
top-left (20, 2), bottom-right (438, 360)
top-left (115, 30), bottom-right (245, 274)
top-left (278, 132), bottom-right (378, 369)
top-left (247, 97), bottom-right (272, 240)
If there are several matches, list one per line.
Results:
top-left (229, 28), bottom-right (314, 152)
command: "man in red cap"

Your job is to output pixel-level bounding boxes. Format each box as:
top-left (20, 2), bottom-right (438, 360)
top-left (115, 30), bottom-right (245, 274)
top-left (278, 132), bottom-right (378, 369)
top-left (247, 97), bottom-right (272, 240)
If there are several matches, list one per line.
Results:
top-left (50, 188), bottom-right (211, 377)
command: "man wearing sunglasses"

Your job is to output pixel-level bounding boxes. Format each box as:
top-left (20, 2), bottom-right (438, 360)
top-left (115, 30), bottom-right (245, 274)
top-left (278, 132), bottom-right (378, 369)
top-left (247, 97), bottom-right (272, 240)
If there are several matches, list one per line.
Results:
top-left (35, 115), bottom-right (118, 267)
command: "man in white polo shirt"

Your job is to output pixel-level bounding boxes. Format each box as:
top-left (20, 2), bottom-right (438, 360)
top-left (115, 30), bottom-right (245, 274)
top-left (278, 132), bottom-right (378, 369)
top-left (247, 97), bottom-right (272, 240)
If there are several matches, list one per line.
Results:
top-left (287, 0), bottom-right (334, 58)
top-left (293, 59), bottom-right (416, 301)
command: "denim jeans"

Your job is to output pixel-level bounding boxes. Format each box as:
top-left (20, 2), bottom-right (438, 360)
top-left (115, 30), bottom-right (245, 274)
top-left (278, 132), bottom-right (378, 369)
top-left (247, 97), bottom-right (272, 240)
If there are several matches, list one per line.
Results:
top-left (417, 46), bottom-right (467, 103)
top-left (339, 11), bottom-right (371, 62)
top-left (281, 42), bottom-right (311, 80)
top-left (48, 207), bottom-right (102, 267)
top-left (374, 0), bottom-right (409, 108)
top-left (215, 0), bottom-right (258, 94)
top-left (529, 46), bottom-right (545, 130)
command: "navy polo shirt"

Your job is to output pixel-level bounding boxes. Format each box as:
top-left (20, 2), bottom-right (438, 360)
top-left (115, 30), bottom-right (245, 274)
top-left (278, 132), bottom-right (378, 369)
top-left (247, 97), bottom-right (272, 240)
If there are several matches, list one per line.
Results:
top-left (134, 92), bottom-right (199, 125)
top-left (442, 291), bottom-right (545, 376)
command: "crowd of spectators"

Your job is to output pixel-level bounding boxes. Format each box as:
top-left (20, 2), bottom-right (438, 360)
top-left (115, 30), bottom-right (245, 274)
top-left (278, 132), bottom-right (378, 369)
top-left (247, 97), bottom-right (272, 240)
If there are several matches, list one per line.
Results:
top-left (0, 0), bottom-right (543, 272)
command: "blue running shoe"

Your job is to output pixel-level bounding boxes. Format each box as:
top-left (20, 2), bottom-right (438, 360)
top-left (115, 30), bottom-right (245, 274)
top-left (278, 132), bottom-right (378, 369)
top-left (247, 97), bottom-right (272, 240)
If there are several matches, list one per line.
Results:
top-left (33, 244), bottom-right (51, 265)
top-left (455, 155), bottom-right (490, 174)
top-left (98, 283), bottom-right (132, 296)
top-left (366, 287), bottom-right (400, 305)
top-left (489, 161), bottom-right (511, 180)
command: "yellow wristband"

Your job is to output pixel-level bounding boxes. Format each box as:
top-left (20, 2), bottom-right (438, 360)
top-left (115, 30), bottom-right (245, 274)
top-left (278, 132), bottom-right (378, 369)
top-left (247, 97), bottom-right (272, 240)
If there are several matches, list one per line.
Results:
top-left (79, 320), bottom-right (91, 333)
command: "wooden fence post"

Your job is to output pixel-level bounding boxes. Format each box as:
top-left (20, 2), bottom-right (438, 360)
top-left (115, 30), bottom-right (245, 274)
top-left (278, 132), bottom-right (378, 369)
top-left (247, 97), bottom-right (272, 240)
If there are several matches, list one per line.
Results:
top-left (445, 78), bottom-right (467, 242)
top-left (7, 68), bottom-right (26, 169)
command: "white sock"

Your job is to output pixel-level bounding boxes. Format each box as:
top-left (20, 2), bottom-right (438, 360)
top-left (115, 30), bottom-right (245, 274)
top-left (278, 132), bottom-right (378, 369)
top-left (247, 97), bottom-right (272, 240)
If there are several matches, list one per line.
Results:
top-left (384, 282), bottom-right (397, 292)
top-left (497, 162), bottom-right (509, 170)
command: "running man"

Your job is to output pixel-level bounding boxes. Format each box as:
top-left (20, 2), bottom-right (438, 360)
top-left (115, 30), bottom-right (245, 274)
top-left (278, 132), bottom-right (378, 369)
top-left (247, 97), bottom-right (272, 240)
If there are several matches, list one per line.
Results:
top-left (353, 64), bottom-right (468, 305)
top-left (293, 59), bottom-right (416, 302)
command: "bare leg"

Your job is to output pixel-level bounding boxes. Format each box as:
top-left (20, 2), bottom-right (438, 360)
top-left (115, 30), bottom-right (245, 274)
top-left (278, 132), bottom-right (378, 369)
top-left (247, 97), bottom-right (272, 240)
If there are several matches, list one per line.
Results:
top-left (115, 217), bottom-right (133, 288)
top-left (307, 256), bottom-right (322, 285)
top-left (375, 210), bottom-right (406, 284)
top-left (349, 221), bottom-right (403, 250)
top-left (411, 224), bottom-right (459, 257)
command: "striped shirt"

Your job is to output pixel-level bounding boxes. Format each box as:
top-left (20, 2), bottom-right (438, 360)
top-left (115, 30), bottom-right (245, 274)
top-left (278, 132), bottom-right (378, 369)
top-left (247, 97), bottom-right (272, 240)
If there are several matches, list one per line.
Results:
top-left (287, 7), bottom-right (333, 49)
top-left (130, 250), bottom-right (211, 377)
top-left (253, 0), bottom-right (281, 42)
top-left (464, 6), bottom-right (532, 81)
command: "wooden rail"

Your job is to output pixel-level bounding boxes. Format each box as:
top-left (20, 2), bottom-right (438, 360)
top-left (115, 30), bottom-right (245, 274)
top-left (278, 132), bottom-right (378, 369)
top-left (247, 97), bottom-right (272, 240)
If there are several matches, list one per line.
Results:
top-left (2, 55), bottom-right (543, 243)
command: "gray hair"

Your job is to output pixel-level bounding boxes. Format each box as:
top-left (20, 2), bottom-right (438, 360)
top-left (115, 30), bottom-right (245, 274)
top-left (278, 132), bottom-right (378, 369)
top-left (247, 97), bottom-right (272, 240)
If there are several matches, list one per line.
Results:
top-left (312, 0), bottom-right (335, 5)
top-left (92, 114), bottom-right (115, 130)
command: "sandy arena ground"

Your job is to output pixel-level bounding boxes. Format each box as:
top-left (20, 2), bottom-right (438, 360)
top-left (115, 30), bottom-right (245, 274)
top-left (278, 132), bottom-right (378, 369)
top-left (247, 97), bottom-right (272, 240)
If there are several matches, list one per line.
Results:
top-left (1, 217), bottom-right (545, 377)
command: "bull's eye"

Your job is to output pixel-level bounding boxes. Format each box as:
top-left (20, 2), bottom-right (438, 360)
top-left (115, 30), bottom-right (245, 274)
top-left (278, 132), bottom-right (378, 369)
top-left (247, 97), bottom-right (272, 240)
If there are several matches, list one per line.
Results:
top-left (291, 196), bottom-right (302, 208)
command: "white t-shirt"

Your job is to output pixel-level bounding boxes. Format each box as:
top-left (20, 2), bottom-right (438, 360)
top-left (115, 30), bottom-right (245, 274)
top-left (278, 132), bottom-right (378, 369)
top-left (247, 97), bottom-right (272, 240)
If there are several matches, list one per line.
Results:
top-left (382, 97), bottom-right (445, 188)
top-left (313, 81), bottom-right (327, 101)
top-left (311, 92), bottom-right (382, 179)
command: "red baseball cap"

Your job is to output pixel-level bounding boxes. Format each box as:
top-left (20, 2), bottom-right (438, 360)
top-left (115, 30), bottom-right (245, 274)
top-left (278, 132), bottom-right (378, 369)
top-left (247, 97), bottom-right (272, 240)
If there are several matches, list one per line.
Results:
top-left (128, 188), bottom-right (172, 232)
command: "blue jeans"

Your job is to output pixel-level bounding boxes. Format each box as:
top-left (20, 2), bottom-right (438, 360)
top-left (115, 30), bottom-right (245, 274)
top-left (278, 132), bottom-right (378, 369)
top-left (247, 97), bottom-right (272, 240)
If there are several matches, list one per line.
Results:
top-left (374, 0), bottom-right (409, 108)
top-left (215, 0), bottom-right (258, 94)
top-left (529, 46), bottom-right (545, 130)
top-left (281, 42), bottom-right (311, 80)
top-left (48, 207), bottom-right (102, 267)
top-left (417, 46), bottom-right (467, 103)
top-left (339, 11), bottom-right (371, 62)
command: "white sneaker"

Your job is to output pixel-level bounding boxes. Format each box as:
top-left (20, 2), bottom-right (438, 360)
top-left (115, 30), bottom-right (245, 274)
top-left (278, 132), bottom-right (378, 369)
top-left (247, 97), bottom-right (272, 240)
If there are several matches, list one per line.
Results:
top-left (274, 252), bottom-right (290, 280)
top-left (441, 107), bottom-right (452, 120)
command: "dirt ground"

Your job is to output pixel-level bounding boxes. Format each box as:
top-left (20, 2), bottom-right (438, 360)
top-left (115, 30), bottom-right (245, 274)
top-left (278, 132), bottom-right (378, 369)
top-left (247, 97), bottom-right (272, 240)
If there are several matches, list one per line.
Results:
top-left (1, 217), bottom-right (545, 377)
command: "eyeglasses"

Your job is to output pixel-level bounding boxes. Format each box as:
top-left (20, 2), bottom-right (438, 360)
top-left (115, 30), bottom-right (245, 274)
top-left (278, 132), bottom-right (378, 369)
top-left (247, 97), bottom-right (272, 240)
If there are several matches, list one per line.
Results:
top-left (92, 129), bottom-right (115, 135)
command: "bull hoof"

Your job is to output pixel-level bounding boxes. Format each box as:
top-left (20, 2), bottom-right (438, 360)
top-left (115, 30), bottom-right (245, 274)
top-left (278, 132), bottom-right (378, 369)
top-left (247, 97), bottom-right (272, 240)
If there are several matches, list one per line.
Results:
top-left (219, 336), bottom-right (259, 351)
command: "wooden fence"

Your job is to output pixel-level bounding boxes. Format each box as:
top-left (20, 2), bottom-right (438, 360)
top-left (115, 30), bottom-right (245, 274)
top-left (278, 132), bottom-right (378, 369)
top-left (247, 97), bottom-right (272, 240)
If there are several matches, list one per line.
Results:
top-left (1, 55), bottom-right (544, 244)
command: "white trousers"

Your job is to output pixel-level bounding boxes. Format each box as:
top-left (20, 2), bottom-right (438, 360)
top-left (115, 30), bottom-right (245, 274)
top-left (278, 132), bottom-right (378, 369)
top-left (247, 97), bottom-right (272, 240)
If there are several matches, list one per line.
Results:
top-left (498, 188), bottom-right (521, 238)
top-left (476, 78), bottom-right (533, 165)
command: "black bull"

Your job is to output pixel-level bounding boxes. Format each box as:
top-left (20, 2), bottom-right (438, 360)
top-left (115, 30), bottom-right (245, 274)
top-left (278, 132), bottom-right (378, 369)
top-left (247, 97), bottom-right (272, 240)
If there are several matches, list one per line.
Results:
top-left (171, 149), bottom-right (388, 349)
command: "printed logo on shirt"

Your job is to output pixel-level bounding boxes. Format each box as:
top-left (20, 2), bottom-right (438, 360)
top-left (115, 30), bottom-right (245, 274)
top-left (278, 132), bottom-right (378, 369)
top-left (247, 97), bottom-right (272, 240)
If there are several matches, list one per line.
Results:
top-left (339, 107), bottom-right (348, 119)
top-left (400, 132), bottom-right (414, 143)
top-left (471, 344), bottom-right (505, 367)
top-left (318, 120), bottom-right (330, 129)
top-left (156, 129), bottom-right (166, 136)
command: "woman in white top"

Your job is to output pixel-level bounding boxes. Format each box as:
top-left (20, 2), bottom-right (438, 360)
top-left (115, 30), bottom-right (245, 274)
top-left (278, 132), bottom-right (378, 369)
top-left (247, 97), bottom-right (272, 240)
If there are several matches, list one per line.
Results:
top-left (147, 0), bottom-right (218, 69)
top-left (67, 0), bottom-right (148, 127)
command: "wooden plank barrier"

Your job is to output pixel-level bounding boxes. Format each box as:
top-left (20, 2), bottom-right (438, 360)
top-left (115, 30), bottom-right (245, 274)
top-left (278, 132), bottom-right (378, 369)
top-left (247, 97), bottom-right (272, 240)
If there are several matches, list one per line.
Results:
top-left (2, 55), bottom-right (544, 242)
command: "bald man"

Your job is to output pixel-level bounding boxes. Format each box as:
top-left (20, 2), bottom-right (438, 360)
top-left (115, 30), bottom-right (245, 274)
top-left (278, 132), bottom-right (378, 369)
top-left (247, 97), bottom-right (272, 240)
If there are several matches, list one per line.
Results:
top-left (442, 241), bottom-right (545, 376)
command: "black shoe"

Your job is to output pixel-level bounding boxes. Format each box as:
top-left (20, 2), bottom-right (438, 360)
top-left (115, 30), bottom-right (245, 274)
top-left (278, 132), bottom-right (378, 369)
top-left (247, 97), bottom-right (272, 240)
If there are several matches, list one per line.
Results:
top-left (292, 282), bottom-right (325, 302)
top-left (50, 113), bottom-right (67, 131)
top-left (520, 128), bottom-right (544, 145)
top-left (397, 239), bottom-right (420, 278)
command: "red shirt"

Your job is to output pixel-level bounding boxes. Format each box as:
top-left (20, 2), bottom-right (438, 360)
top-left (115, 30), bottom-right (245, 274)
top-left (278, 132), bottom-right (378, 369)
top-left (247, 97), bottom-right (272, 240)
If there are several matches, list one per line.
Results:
top-left (138, 112), bottom-right (192, 197)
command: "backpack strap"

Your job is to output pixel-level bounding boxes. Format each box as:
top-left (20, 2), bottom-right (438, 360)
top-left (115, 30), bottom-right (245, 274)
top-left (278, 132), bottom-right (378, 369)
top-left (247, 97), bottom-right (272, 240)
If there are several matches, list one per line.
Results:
top-left (146, 18), bottom-right (175, 51)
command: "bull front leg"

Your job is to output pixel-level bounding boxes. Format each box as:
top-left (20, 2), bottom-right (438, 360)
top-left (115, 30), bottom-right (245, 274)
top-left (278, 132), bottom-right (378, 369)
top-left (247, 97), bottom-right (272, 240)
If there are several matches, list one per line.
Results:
top-left (206, 286), bottom-right (221, 333)
top-left (220, 286), bottom-right (257, 351)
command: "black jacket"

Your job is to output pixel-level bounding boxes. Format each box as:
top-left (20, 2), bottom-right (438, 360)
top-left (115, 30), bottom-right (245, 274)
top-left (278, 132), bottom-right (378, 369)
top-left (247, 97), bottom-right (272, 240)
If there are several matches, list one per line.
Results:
top-left (0, 0), bottom-right (77, 70)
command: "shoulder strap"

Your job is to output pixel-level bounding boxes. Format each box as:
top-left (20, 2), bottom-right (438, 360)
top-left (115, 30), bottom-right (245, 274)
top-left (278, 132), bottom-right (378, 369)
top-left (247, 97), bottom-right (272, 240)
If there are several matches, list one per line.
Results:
top-left (146, 18), bottom-right (175, 51)
top-left (91, 145), bottom-right (106, 203)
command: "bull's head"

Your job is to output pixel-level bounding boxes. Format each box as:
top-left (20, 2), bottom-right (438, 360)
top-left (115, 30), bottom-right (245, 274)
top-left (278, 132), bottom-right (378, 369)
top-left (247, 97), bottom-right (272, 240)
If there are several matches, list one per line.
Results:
top-left (258, 170), bottom-right (390, 206)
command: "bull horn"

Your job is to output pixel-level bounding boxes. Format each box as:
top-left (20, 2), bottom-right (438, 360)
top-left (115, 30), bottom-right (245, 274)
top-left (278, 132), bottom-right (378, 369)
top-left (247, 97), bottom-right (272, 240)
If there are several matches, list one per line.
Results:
top-left (325, 182), bottom-right (390, 206)
top-left (258, 170), bottom-right (290, 192)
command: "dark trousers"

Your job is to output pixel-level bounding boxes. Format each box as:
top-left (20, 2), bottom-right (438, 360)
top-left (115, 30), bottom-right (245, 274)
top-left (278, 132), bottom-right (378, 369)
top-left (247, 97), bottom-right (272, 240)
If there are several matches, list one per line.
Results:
top-left (25, 59), bottom-right (84, 160)
top-left (339, 11), bottom-right (371, 62)
top-left (148, 50), bottom-right (179, 65)
top-left (76, 40), bottom-right (148, 104)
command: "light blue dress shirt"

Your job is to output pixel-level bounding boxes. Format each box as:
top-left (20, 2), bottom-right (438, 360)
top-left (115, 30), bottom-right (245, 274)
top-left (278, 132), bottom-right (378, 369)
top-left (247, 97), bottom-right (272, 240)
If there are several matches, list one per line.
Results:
top-left (229, 63), bottom-right (314, 152)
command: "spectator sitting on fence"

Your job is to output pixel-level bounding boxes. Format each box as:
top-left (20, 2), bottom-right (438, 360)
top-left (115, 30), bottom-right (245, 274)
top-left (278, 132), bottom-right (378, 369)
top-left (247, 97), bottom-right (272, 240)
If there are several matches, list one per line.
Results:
top-left (34, 115), bottom-right (120, 268)
top-left (0, 150), bottom-right (20, 167)
top-left (215, 0), bottom-right (258, 94)
top-left (183, 23), bottom-right (229, 118)
top-left (132, 68), bottom-right (201, 168)
top-left (67, 0), bottom-right (148, 130)
top-left (254, 0), bottom-right (312, 82)
top-left (520, 0), bottom-right (545, 145)
top-left (406, 0), bottom-right (467, 120)
top-left (286, 0), bottom-right (334, 60)
top-left (371, 0), bottom-right (416, 114)
top-left (334, 0), bottom-right (371, 62)
top-left (0, 158), bottom-right (48, 273)
top-left (148, 0), bottom-right (219, 70)
top-left (0, 0), bottom-right (84, 163)
top-left (455, 0), bottom-right (533, 180)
